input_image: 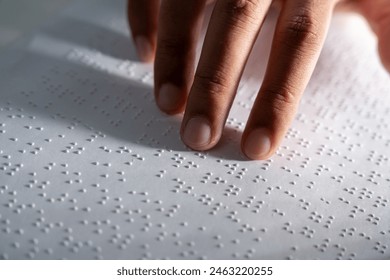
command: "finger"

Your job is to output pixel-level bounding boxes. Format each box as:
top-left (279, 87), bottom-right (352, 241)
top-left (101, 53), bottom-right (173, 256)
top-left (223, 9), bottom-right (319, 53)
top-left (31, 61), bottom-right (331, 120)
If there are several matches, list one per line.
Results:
top-left (127, 0), bottom-right (160, 62)
top-left (180, 0), bottom-right (272, 151)
top-left (359, 0), bottom-right (390, 72)
top-left (154, 0), bottom-right (207, 114)
top-left (242, 0), bottom-right (337, 160)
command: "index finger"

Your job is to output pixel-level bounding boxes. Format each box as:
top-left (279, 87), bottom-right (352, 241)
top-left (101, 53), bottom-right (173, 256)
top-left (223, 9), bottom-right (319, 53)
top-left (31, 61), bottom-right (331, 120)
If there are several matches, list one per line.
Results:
top-left (242, 0), bottom-right (337, 159)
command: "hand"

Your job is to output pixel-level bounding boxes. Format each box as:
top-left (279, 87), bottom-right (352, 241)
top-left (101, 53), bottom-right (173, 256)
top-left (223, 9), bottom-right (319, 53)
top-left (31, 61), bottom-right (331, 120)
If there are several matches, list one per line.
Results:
top-left (127, 0), bottom-right (390, 160)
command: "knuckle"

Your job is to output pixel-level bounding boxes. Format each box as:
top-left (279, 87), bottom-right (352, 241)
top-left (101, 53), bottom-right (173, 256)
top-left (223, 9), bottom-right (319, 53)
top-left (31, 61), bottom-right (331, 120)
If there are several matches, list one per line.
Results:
top-left (284, 13), bottom-right (320, 47)
top-left (193, 70), bottom-right (231, 99)
top-left (260, 85), bottom-right (299, 114)
top-left (225, 0), bottom-right (258, 12)
top-left (222, 0), bottom-right (261, 21)
top-left (157, 36), bottom-right (190, 57)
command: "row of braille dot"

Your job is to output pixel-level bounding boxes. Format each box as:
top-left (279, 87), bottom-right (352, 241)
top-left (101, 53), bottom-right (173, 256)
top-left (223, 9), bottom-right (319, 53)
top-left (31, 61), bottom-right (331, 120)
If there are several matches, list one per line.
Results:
top-left (323, 216), bottom-right (335, 229)
top-left (300, 226), bottom-right (315, 238)
top-left (366, 213), bottom-right (380, 225)
top-left (309, 211), bottom-right (323, 223)
top-left (265, 185), bottom-right (281, 195)
top-left (373, 196), bottom-right (388, 208)
top-left (349, 205), bottom-right (365, 218)
top-left (272, 208), bottom-right (285, 217)
top-left (340, 227), bottom-right (356, 237)
top-left (313, 239), bottom-right (331, 253)
top-left (223, 184), bottom-right (241, 196)
top-left (359, 187), bottom-right (373, 199)
top-left (283, 222), bottom-right (294, 234)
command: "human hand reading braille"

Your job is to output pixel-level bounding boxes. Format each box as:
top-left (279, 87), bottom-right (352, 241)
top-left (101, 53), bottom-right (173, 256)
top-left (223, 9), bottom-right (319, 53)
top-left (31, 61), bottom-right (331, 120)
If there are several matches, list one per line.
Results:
top-left (127, 0), bottom-right (390, 160)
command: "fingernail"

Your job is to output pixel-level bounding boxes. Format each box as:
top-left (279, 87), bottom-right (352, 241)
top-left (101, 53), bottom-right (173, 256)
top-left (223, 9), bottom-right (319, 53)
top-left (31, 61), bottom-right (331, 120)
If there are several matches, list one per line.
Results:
top-left (182, 117), bottom-right (211, 150)
top-left (135, 36), bottom-right (153, 62)
top-left (158, 83), bottom-right (182, 112)
top-left (243, 128), bottom-right (271, 160)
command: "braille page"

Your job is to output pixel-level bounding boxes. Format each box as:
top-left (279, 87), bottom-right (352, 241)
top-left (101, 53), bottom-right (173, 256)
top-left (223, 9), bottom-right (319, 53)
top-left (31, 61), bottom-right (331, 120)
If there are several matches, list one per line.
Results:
top-left (0, 0), bottom-right (389, 260)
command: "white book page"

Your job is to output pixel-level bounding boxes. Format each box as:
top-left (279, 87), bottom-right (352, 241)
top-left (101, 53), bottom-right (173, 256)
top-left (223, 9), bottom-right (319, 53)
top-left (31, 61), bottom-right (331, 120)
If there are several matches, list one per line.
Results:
top-left (0, 0), bottom-right (389, 259)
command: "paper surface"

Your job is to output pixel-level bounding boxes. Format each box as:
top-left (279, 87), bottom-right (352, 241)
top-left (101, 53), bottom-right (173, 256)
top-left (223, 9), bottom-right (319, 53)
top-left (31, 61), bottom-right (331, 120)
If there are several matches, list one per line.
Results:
top-left (0, 0), bottom-right (389, 259)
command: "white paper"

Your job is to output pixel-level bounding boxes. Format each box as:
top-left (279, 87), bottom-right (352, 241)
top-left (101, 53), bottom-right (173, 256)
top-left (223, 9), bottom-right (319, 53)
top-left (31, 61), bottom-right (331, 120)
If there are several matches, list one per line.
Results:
top-left (0, 0), bottom-right (389, 259)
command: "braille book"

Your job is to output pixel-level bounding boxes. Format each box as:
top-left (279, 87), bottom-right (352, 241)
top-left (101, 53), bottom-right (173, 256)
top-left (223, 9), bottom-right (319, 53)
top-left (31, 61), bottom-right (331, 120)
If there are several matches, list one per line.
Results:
top-left (0, 0), bottom-right (389, 259)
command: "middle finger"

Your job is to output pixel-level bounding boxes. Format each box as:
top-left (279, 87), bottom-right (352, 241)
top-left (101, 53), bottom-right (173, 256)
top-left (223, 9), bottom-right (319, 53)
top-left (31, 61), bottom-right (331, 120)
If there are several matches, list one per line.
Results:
top-left (181, 0), bottom-right (272, 151)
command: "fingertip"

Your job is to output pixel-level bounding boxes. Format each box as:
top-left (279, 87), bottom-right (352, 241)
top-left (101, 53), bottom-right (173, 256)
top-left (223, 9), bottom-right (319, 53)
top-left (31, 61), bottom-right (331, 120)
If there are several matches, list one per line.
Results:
top-left (135, 36), bottom-right (155, 62)
top-left (127, 0), bottom-right (159, 62)
top-left (241, 127), bottom-right (273, 160)
top-left (156, 83), bottom-right (186, 114)
top-left (181, 116), bottom-right (213, 151)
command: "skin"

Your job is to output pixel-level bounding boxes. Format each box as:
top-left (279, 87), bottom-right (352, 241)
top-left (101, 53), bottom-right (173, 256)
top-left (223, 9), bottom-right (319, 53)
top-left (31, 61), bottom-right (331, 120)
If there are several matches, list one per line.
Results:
top-left (127, 0), bottom-right (390, 160)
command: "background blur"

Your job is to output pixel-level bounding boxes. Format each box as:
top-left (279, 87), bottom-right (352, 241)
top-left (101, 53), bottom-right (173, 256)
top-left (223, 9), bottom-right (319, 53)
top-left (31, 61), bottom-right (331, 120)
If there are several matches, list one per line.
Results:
top-left (0, 0), bottom-right (71, 49)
